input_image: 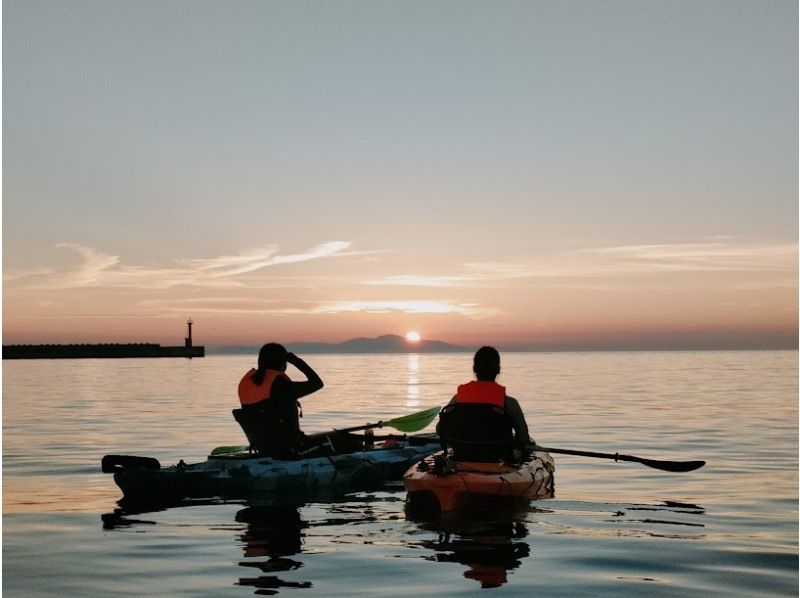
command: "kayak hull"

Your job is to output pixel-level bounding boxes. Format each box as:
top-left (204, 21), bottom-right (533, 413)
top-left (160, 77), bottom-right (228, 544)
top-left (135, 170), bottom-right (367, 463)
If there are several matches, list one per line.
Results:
top-left (105, 439), bottom-right (440, 504)
top-left (403, 451), bottom-right (555, 512)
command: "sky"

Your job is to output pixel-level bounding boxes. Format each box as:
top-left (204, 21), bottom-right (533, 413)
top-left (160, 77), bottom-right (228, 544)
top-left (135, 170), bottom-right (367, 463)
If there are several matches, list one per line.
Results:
top-left (3, 0), bottom-right (798, 350)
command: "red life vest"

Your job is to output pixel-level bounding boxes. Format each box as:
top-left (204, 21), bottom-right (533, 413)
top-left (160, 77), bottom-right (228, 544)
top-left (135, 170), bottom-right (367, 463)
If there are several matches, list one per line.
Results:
top-left (238, 368), bottom-right (290, 407)
top-left (455, 381), bottom-right (506, 407)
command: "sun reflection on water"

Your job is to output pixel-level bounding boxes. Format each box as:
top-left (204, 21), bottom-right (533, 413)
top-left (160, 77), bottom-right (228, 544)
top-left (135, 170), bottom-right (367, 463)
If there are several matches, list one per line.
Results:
top-left (406, 354), bottom-right (420, 407)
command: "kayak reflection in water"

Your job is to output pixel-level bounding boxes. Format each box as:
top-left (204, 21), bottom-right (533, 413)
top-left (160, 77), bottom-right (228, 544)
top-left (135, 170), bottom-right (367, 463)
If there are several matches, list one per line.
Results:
top-left (236, 343), bottom-right (325, 458)
top-left (236, 505), bottom-right (312, 593)
top-left (438, 346), bottom-right (535, 462)
top-left (416, 519), bottom-right (531, 589)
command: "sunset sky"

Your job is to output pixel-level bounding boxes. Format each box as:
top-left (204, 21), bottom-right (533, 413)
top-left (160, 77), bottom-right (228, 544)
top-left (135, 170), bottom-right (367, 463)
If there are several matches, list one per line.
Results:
top-left (3, 1), bottom-right (797, 350)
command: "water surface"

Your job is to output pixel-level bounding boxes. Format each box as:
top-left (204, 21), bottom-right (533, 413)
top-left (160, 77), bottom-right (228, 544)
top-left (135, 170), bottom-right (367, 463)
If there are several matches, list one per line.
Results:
top-left (3, 351), bottom-right (797, 596)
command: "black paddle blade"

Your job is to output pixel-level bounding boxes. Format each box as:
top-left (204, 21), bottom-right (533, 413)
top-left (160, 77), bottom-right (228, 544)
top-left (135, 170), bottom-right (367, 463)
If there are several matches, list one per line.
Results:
top-left (638, 458), bottom-right (706, 473)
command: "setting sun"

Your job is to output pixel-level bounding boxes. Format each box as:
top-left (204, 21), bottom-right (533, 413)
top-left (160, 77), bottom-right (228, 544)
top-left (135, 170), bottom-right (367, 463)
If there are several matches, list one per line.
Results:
top-left (405, 330), bottom-right (421, 343)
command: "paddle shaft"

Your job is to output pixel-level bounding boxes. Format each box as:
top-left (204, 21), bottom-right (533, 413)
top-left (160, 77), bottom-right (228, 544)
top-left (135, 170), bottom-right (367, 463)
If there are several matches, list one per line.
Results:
top-left (333, 420), bottom-right (391, 434)
top-left (533, 445), bottom-right (705, 473)
top-left (211, 431), bottom-right (437, 456)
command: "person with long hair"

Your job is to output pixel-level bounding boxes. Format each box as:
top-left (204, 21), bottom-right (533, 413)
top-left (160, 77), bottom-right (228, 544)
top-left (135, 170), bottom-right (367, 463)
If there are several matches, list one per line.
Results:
top-left (237, 343), bottom-right (324, 456)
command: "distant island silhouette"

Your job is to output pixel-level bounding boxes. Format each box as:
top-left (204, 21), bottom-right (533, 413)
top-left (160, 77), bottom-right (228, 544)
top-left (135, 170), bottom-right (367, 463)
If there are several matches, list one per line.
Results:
top-left (210, 334), bottom-right (470, 355)
top-left (207, 330), bottom-right (798, 355)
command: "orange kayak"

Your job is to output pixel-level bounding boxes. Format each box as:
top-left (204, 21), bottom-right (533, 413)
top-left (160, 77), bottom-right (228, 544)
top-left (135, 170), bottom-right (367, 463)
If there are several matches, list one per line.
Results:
top-left (404, 451), bottom-right (555, 512)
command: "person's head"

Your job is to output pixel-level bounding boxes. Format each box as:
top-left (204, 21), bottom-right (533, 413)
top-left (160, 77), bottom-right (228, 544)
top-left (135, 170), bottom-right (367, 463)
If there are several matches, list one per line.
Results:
top-left (257, 342), bottom-right (288, 373)
top-left (473, 346), bottom-right (501, 381)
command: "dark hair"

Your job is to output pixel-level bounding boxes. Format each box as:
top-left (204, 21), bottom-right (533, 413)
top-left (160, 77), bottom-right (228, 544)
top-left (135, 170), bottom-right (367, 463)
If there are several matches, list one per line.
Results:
top-left (473, 346), bottom-right (501, 381)
top-left (251, 343), bottom-right (288, 385)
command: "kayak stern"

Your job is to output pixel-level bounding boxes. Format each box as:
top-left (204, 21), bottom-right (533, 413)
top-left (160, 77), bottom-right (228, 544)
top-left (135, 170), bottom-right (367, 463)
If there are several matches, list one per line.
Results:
top-left (404, 451), bottom-right (555, 512)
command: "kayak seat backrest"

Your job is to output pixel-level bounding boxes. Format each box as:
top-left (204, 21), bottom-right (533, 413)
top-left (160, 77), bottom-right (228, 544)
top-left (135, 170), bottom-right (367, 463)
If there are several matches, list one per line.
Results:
top-left (437, 403), bottom-right (515, 462)
top-left (232, 407), bottom-right (297, 458)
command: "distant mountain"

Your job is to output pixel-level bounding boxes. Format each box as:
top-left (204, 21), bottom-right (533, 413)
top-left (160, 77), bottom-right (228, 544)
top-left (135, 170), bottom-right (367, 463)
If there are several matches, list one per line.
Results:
top-left (209, 334), bottom-right (469, 355)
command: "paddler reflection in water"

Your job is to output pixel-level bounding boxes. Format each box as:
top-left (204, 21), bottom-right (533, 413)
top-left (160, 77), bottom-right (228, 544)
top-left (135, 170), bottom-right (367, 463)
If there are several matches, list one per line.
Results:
top-left (237, 343), bottom-right (324, 458)
top-left (439, 346), bottom-right (535, 461)
top-left (236, 505), bottom-right (312, 593)
top-left (417, 520), bottom-right (530, 589)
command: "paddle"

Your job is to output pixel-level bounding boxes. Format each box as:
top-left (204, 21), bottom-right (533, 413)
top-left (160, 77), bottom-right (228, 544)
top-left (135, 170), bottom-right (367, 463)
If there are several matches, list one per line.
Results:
top-left (211, 406), bottom-right (441, 456)
top-left (333, 406), bottom-right (441, 434)
top-left (532, 444), bottom-right (705, 473)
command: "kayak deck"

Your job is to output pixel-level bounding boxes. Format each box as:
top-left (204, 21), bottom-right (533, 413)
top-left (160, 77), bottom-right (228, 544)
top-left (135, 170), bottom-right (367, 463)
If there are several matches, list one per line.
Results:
top-left (404, 451), bottom-right (555, 512)
top-left (104, 436), bottom-right (440, 504)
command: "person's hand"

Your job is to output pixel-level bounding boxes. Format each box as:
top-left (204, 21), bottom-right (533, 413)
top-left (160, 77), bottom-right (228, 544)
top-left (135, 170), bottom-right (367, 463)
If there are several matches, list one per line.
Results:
top-left (286, 352), bottom-right (302, 366)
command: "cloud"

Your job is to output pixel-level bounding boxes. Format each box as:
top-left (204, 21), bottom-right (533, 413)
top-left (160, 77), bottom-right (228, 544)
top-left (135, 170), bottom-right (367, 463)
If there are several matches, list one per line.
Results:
top-left (182, 241), bottom-right (352, 277)
top-left (354, 241), bottom-right (796, 294)
top-left (361, 275), bottom-right (479, 287)
top-left (54, 243), bottom-right (121, 285)
top-left (466, 241), bottom-right (798, 281)
top-left (580, 242), bottom-right (798, 273)
top-left (315, 300), bottom-right (485, 315)
top-left (5, 241), bottom-right (355, 290)
top-left (2, 268), bottom-right (56, 282)
top-left (136, 297), bottom-right (315, 316)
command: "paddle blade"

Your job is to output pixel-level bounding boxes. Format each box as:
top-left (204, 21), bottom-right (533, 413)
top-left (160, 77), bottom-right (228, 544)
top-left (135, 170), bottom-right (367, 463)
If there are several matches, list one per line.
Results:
top-left (639, 458), bottom-right (706, 473)
top-left (210, 445), bottom-right (248, 456)
top-left (385, 406), bottom-right (441, 433)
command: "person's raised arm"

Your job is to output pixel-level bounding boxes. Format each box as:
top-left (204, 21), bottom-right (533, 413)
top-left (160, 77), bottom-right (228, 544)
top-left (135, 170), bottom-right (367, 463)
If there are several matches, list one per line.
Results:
top-left (284, 352), bottom-right (324, 399)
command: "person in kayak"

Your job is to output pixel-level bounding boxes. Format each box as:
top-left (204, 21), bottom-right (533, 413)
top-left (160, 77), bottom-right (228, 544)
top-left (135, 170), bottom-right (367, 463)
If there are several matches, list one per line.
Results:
top-left (438, 346), bottom-right (535, 460)
top-left (237, 343), bottom-right (324, 457)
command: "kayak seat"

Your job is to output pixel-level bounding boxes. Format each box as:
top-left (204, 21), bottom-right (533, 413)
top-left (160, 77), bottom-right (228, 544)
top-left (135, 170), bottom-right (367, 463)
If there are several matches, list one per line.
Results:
top-left (232, 407), bottom-right (299, 459)
top-left (437, 403), bottom-right (515, 463)
top-left (232, 409), bottom-right (367, 459)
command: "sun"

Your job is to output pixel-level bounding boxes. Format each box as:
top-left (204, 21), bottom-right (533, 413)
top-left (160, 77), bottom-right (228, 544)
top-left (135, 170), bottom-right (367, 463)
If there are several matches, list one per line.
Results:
top-left (405, 330), bottom-right (422, 343)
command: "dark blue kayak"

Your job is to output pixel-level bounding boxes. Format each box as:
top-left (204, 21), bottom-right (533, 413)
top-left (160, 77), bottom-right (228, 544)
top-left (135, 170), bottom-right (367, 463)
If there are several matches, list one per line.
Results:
top-left (103, 434), bottom-right (440, 503)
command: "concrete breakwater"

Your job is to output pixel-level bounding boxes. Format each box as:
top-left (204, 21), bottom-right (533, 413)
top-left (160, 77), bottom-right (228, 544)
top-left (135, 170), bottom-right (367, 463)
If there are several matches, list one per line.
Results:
top-left (3, 343), bottom-right (205, 359)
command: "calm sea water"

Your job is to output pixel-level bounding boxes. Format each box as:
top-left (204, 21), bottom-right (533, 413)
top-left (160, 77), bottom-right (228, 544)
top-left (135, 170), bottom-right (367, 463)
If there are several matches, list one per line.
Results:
top-left (3, 351), bottom-right (798, 596)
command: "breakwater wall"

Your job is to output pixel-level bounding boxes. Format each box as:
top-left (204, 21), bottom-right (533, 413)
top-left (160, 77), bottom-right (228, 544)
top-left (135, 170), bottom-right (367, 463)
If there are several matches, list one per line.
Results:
top-left (3, 344), bottom-right (205, 359)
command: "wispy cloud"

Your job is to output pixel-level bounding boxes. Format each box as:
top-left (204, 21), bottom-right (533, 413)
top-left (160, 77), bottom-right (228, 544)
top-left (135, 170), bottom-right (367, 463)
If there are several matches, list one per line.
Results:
top-left (54, 243), bottom-right (121, 285)
top-left (580, 242), bottom-right (797, 272)
top-left (315, 300), bottom-right (485, 315)
top-left (182, 242), bottom-right (352, 277)
top-left (2, 268), bottom-right (56, 282)
top-left (136, 297), bottom-right (315, 316)
top-left (467, 241), bottom-right (798, 281)
top-left (110, 297), bottom-right (490, 317)
top-left (361, 275), bottom-right (479, 287)
top-left (5, 241), bottom-right (355, 290)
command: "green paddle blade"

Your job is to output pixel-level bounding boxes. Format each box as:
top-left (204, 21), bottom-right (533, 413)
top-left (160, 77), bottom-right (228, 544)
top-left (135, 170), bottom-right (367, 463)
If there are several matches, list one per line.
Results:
top-left (385, 406), bottom-right (441, 432)
top-left (210, 445), bottom-right (248, 456)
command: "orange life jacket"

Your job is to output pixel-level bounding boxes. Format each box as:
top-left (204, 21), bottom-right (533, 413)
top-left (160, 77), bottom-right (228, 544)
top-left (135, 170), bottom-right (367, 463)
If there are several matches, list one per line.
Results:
top-left (455, 380), bottom-right (506, 408)
top-left (238, 368), bottom-right (291, 407)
